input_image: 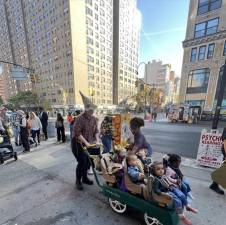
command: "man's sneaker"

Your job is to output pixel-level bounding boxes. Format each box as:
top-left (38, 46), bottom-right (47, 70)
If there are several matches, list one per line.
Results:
top-left (82, 177), bottom-right (94, 185)
top-left (76, 180), bottom-right (83, 191)
top-left (209, 183), bottom-right (224, 195)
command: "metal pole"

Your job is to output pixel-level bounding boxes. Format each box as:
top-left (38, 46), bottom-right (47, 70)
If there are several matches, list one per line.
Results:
top-left (144, 63), bottom-right (147, 118)
top-left (0, 60), bottom-right (34, 72)
top-left (212, 60), bottom-right (226, 129)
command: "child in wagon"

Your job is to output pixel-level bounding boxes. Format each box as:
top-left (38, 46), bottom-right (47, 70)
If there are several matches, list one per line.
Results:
top-left (150, 161), bottom-right (197, 225)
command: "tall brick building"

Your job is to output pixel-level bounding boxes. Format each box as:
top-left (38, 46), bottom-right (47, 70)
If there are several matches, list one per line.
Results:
top-left (180, 0), bottom-right (226, 111)
top-left (0, 0), bottom-right (141, 107)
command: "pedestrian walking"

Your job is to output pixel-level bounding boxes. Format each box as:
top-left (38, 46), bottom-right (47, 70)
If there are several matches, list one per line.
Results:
top-left (55, 113), bottom-right (66, 143)
top-left (71, 91), bottom-right (100, 191)
top-left (209, 127), bottom-right (226, 195)
top-left (16, 110), bottom-right (30, 152)
top-left (100, 116), bottom-right (113, 153)
top-left (39, 107), bottom-right (48, 140)
top-left (29, 112), bottom-right (42, 146)
top-left (10, 111), bottom-right (21, 146)
top-left (67, 112), bottom-right (73, 138)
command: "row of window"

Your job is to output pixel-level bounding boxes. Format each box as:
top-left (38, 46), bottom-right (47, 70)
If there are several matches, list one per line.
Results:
top-left (197, 0), bottom-right (222, 15)
top-left (190, 40), bottom-right (226, 62)
top-left (195, 17), bottom-right (219, 38)
top-left (190, 43), bottom-right (215, 62)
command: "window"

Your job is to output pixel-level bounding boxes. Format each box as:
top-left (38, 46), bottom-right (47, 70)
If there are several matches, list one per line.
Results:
top-left (86, 17), bottom-right (93, 26)
top-left (87, 56), bottom-right (94, 63)
top-left (86, 0), bottom-right (92, 6)
top-left (223, 41), bottom-right (226, 56)
top-left (86, 7), bottom-right (93, 16)
top-left (190, 48), bottom-right (197, 62)
top-left (198, 0), bottom-right (222, 15)
top-left (198, 46), bottom-right (206, 60)
top-left (195, 18), bottom-right (219, 38)
top-left (87, 37), bottom-right (93, 45)
top-left (186, 68), bottom-right (210, 93)
top-left (88, 65), bottom-right (94, 72)
top-left (87, 47), bottom-right (94, 54)
top-left (207, 43), bottom-right (215, 58)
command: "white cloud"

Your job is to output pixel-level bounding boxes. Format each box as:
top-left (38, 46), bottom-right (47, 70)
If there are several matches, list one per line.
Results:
top-left (141, 27), bottom-right (186, 37)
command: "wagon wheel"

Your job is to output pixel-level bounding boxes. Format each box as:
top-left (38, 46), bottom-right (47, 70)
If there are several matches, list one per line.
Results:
top-left (144, 213), bottom-right (163, 225)
top-left (108, 198), bottom-right (127, 214)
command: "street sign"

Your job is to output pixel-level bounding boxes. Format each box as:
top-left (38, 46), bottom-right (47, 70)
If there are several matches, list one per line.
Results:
top-left (10, 65), bottom-right (28, 80)
top-left (196, 129), bottom-right (224, 168)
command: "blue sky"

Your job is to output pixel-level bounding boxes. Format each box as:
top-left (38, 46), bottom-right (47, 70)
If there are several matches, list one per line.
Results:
top-left (137, 0), bottom-right (190, 77)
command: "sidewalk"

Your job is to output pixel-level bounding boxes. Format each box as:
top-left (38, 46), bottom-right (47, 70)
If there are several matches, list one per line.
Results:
top-left (1, 139), bottom-right (225, 225)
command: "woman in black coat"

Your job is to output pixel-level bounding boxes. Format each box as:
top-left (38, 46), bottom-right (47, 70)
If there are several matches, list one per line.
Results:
top-left (55, 113), bottom-right (66, 143)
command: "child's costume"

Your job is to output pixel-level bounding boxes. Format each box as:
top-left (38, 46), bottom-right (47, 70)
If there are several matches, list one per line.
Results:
top-left (152, 175), bottom-right (185, 213)
top-left (128, 165), bottom-right (143, 183)
top-left (166, 165), bottom-right (191, 197)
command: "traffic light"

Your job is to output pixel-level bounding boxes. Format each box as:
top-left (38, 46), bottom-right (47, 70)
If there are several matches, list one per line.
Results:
top-left (30, 74), bottom-right (35, 83)
top-left (135, 80), bottom-right (138, 87)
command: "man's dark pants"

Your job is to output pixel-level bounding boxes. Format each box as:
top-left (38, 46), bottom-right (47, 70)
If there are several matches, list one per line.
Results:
top-left (42, 125), bottom-right (48, 140)
top-left (71, 139), bottom-right (90, 181)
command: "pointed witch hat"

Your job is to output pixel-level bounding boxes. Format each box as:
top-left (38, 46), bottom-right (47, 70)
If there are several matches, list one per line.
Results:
top-left (79, 91), bottom-right (97, 111)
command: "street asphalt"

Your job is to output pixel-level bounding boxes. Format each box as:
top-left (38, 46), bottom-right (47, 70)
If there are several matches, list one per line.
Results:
top-left (0, 137), bottom-right (226, 225)
top-left (142, 120), bottom-right (226, 159)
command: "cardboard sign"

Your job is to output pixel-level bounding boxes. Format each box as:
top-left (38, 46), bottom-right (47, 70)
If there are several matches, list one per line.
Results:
top-left (121, 113), bottom-right (132, 146)
top-left (197, 129), bottom-right (224, 168)
top-left (112, 114), bottom-right (121, 145)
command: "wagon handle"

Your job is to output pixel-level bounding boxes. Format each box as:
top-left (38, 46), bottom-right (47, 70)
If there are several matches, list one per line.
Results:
top-left (83, 145), bottom-right (103, 189)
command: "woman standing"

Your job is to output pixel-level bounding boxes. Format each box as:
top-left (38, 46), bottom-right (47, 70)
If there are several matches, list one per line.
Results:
top-left (100, 116), bottom-right (113, 153)
top-left (55, 113), bottom-right (66, 143)
top-left (16, 110), bottom-right (30, 153)
top-left (29, 112), bottom-right (42, 146)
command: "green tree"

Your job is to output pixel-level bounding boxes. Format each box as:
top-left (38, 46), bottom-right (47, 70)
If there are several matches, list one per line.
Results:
top-left (0, 96), bottom-right (3, 106)
top-left (8, 91), bottom-right (39, 110)
top-left (133, 85), bottom-right (164, 112)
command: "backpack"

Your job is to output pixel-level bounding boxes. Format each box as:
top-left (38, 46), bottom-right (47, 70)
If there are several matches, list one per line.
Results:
top-left (27, 120), bottom-right (32, 129)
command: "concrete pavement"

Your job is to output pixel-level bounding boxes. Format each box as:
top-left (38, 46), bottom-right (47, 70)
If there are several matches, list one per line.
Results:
top-left (0, 139), bottom-right (225, 225)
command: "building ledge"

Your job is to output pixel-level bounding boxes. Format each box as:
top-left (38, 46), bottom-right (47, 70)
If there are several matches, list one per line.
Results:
top-left (183, 30), bottom-right (226, 48)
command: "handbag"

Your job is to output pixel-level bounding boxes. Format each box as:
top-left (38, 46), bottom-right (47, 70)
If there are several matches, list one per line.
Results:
top-left (55, 121), bottom-right (63, 128)
top-left (211, 161), bottom-right (226, 189)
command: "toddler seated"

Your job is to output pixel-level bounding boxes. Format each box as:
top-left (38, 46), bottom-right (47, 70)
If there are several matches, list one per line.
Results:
top-left (150, 161), bottom-right (197, 225)
top-left (136, 148), bottom-right (152, 174)
top-left (164, 154), bottom-right (194, 201)
top-left (127, 154), bottom-right (145, 183)
top-left (112, 148), bottom-right (127, 164)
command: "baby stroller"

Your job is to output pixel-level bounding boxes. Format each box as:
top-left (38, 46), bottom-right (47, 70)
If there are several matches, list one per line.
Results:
top-left (0, 131), bottom-right (17, 164)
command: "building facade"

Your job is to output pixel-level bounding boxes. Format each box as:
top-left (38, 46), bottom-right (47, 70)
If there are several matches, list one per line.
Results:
top-left (0, 0), bottom-right (141, 107)
top-left (0, 0), bottom-right (32, 101)
top-left (113, 0), bottom-right (141, 104)
top-left (144, 60), bottom-right (171, 91)
top-left (180, 0), bottom-right (226, 110)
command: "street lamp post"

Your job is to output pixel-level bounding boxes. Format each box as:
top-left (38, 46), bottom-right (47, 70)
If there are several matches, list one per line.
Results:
top-left (212, 60), bottom-right (226, 129)
top-left (138, 62), bottom-right (148, 118)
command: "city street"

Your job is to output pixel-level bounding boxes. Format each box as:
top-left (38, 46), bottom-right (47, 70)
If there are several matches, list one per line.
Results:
top-left (0, 136), bottom-right (226, 225)
top-left (143, 119), bottom-right (226, 159)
